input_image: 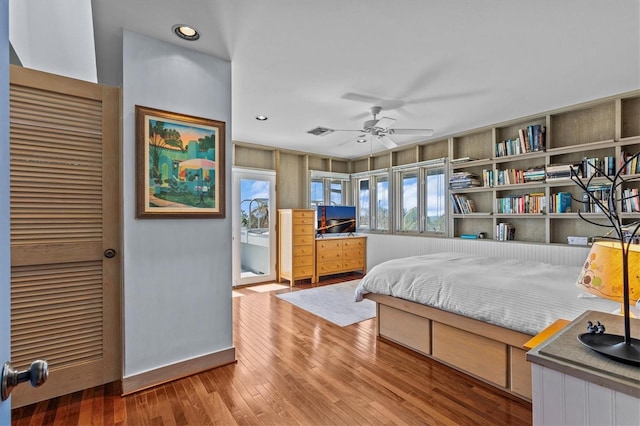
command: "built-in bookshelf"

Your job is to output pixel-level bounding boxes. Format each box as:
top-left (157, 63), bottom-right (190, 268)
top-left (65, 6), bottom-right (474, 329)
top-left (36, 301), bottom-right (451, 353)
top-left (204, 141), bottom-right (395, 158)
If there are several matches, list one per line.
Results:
top-left (449, 91), bottom-right (640, 245)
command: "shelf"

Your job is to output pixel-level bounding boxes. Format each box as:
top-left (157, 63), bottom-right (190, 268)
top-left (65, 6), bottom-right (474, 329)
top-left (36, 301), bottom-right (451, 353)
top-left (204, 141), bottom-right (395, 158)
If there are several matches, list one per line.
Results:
top-left (452, 213), bottom-right (492, 218)
top-left (492, 150), bottom-right (548, 164)
top-left (448, 91), bottom-right (640, 246)
top-left (494, 213), bottom-right (546, 218)
top-left (492, 182), bottom-right (546, 191)
top-left (545, 139), bottom-right (615, 156)
top-left (450, 158), bottom-right (493, 169)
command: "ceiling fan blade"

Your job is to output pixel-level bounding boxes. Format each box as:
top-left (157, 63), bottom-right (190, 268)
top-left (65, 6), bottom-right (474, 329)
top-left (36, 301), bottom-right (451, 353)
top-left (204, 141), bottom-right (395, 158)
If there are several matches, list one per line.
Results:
top-left (375, 117), bottom-right (396, 130)
top-left (341, 93), bottom-right (406, 110)
top-left (387, 128), bottom-right (434, 136)
top-left (377, 135), bottom-right (397, 150)
top-left (341, 92), bottom-right (383, 104)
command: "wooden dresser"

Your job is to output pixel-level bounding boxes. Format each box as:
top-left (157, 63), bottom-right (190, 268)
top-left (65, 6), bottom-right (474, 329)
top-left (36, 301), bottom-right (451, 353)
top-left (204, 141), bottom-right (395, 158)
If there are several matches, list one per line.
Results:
top-left (277, 209), bottom-right (316, 286)
top-left (315, 236), bottom-right (367, 282)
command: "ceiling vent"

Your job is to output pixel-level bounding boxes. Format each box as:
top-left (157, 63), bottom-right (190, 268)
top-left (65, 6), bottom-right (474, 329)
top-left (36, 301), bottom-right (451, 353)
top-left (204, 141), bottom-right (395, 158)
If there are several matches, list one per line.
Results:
top-left (307, 126), bottom-right (334, 136)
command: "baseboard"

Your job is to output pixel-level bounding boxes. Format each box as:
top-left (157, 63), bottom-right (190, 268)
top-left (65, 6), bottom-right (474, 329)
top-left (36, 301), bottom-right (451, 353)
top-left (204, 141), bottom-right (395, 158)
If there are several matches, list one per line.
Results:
top-left (121, 346), bottom-right (236, 395)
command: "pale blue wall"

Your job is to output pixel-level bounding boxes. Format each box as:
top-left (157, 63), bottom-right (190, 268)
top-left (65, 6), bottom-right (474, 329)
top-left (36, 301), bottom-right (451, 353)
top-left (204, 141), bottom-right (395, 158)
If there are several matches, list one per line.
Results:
top-left (122, 31), bottom-right (233, 377)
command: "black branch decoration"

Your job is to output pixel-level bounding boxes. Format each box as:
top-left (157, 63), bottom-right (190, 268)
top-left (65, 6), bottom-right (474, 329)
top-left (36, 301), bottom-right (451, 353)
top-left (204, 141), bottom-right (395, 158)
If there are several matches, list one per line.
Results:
top-left (569, 152), bottom-right (640, 244)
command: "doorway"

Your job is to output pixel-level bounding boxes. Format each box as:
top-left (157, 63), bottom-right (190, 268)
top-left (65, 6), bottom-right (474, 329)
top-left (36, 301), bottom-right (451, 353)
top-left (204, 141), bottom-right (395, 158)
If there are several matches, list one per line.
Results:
top-left (232, 168), bottom-right (276, 286)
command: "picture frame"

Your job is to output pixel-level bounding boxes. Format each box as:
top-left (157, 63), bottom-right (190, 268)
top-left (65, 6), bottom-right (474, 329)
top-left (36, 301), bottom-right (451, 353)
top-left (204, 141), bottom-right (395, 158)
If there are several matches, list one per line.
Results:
top-left (135, 105), bottom-right (225, 219)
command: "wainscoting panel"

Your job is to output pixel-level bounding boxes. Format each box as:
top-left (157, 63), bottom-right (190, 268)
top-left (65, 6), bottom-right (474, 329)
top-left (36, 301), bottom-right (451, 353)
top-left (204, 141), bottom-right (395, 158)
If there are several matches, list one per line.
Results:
top-left (365, 234), bottom-right (590, 269)
top-left (531, 364), bottom-right (639, 425)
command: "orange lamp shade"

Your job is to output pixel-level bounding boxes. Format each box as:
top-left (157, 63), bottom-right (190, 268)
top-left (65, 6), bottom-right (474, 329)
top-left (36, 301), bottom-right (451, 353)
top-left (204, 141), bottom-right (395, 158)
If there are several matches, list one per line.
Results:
top-left (576, 241), bottom-right (640, 304)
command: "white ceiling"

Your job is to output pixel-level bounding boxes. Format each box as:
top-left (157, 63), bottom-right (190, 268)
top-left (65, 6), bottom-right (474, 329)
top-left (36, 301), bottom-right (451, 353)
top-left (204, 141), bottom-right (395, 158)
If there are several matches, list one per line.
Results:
top-left (91, 0), bottom-right (640, 159)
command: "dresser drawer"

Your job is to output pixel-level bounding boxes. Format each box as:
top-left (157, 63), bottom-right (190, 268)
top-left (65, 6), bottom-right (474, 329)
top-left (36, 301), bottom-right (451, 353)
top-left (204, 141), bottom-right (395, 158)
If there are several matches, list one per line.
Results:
top-left (342, 238), bottom-right (365, 249)
top-left (342, 249), bottom-right (364, 260)
top-left (317, 250), bottom-right (342, 262)
top-left (293, 235), bottom-right (314, 246)
top-left (292, 212), bottom-right (315, 226)
top-left (343, 258), bottom-right (364, 269)
top-left (317, 239), bottom-right (342, 251)
top-left (317, 262), bottom-right (343, 274)
top-left (293, 255), bottom-right (314, 267)
top-left (294, 265), bottom-right (314, 277)
top-left (293, 225), bottom-right (314, 235)
top-left (293, 245), bottom-right (314, 256)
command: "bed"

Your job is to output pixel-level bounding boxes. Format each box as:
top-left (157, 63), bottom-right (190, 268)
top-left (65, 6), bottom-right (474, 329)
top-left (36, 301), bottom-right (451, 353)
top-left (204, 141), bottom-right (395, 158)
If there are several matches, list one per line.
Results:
top-left (354, 252), bottom-right (619, 401)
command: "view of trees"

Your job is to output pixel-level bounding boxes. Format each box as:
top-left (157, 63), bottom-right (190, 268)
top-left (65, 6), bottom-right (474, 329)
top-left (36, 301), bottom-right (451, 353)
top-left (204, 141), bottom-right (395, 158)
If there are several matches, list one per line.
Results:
top-left (148, 120), bottom-right (184, 182)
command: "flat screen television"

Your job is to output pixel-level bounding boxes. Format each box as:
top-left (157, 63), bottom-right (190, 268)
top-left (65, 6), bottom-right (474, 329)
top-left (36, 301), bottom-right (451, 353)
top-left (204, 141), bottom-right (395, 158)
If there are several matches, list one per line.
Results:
top-left (316, 205), bottom-right (356, 236)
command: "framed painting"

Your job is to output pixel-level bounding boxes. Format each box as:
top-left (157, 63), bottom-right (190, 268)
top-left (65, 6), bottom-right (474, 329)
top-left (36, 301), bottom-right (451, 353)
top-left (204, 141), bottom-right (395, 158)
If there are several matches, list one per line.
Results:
top-left (135, 105), bottom-right (225, 218)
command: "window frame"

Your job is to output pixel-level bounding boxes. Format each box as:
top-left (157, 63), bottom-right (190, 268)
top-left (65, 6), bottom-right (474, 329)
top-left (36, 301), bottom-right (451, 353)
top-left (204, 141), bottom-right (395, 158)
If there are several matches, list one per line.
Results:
top-left (309, 170), bottom-right (351, 208)
top-left (392, 158), bottom-right (447, 235)
top-left (351, 168), bottom-right (390, 233)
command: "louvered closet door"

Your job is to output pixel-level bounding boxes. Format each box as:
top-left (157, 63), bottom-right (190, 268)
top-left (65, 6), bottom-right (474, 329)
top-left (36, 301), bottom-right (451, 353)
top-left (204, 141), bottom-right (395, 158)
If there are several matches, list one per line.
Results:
top-left (8, 65), bottom-right (121, 408)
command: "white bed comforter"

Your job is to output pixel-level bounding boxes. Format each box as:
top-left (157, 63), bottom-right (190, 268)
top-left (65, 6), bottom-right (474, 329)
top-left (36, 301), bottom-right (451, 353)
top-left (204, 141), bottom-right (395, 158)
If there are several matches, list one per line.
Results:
top-left (354, 252), bottom-right (619, 335)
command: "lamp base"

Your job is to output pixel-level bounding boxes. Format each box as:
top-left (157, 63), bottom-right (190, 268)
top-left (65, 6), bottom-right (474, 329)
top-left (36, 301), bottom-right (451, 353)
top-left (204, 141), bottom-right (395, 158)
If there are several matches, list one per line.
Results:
top-left (577, 333), bottom-right (640, 366)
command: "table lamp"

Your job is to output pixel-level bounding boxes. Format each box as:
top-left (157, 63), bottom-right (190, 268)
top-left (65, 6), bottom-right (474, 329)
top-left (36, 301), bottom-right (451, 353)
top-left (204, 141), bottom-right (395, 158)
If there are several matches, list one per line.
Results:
top-left (576, 240), bottom-right (640, 365)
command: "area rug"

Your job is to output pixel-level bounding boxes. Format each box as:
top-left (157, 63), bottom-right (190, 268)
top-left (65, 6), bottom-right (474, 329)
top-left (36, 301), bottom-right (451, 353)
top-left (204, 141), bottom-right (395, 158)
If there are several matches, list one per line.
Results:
top-left (276, 280), bottom-right (376, 327)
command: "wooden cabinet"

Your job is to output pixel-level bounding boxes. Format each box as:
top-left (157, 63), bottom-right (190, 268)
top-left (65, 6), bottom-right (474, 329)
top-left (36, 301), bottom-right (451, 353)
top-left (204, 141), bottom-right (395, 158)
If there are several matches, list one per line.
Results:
top-left (315, 236), bottom-right (366, 281)
top-left (278, 209), bottom-right (316, 286)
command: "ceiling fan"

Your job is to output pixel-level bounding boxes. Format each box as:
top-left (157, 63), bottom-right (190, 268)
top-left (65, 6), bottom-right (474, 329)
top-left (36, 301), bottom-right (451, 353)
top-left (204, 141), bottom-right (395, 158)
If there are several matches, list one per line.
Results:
top-left (306, 106), bottom-right (434, 149)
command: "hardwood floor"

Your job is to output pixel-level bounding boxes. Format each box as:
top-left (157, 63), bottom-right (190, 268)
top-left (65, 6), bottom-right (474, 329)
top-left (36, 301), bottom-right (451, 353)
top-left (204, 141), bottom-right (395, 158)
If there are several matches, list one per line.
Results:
top-left (12, 273), bottom-right (532, 425)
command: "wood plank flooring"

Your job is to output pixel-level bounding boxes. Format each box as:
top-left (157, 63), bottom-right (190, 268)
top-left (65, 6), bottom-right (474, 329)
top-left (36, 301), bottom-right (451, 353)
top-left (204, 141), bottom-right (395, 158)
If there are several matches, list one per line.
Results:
top-left (12, 273), bottom-right (532, 425)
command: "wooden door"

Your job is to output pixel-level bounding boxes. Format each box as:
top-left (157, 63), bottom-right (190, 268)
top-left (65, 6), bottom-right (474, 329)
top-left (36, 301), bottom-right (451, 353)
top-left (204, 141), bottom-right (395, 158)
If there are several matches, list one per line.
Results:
top-left (8, 65), bottom-right (121, 407)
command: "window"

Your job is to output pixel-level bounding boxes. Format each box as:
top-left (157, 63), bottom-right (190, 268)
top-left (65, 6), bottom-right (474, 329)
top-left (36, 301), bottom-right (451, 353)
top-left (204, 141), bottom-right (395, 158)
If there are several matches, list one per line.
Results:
top-left (376, 175), bottom-right (389, 231)
top-left (330, 180), bottom-right (344, 205)
top-left (357, 178), bottom-right (370, 229)
top-left (309, 171), bottom-right (350, 207)
top-left (393, 159), bottom-right (446, 234)
top-left (310, 179), bottom-right (324, 208)
top-left (399, 171), bottom-right (418, 231)
top-left (425, 167), bottom-right (446, 233)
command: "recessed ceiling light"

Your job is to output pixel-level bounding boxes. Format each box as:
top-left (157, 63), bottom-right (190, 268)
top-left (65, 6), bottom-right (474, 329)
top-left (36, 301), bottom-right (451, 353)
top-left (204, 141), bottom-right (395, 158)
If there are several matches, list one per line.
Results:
top-left (256, 115), bottom-right (268, 121)
top-left (357, 137), bottom-right (367, 143)
top-left (172, 25), bottom-right (200, 41)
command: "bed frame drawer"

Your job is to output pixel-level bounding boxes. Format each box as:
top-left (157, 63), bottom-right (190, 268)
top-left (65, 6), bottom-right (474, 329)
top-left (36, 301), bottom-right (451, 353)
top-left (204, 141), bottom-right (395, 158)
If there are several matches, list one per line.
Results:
top-left (379, 305), bottom-right (431, 355)
top-left (510, 347), bottom-right (532, 399)
top-left (432, 322), bottom-right (507, 388)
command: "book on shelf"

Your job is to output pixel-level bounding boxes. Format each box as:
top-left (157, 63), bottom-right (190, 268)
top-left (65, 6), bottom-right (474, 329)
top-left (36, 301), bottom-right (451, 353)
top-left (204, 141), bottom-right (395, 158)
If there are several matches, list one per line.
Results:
top-left (494, 124), bottom-right (546, 158)
top-left (523, 166), bottom-right (546, 183)
top-left (496, 222), bottom-right (516, 241)
top-left (550, 191), bottom-right (572, 213)
top-left (581, 183), bottom-right (612, 213)
top-left (449, 171), bottom-right (481, 189)
top-left (495, 192), bottom-right (546, 214)
top-left (620, 151), bottom-right (639, 175)
top-left (580, 156), bottom-right (615, 178)
top-left (622, 188), bottom-right (640, 212)
top-left (545, 163), bottom-right (580, 181)
top-left (450, 193), bottom-right (476, 214)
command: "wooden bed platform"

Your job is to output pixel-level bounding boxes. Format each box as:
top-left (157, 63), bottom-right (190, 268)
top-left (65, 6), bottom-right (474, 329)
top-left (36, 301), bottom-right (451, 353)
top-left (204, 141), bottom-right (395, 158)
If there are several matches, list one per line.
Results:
top-left (365, 293), bottom-right (533, 401)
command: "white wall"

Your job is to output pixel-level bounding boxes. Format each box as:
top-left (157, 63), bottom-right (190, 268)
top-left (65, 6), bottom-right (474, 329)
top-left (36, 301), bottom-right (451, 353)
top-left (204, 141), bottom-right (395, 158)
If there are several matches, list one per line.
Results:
top-left (1, 0), bottom-right (11, 421)
top-left (365, 234), bottom-right (591, 269)
top-left (122, 31), bottom-right (232, 378)
top-left (9, 0), bottom-right (97, 82)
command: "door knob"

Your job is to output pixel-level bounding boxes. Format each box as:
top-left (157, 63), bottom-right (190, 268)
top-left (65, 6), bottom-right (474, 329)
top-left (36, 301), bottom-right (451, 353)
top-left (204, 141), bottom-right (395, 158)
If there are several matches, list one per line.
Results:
top-left (104, 249), bottom-right (116, 258)
top-left (1, 360), bottom-right (48, 401)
